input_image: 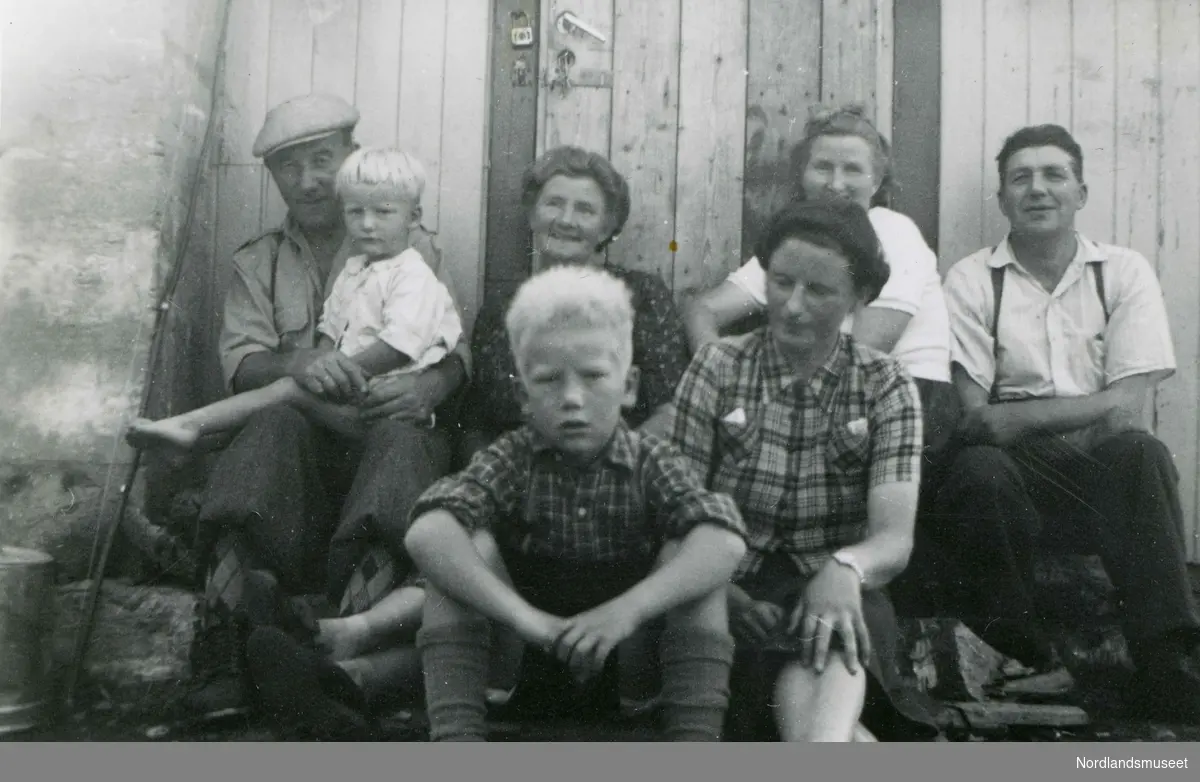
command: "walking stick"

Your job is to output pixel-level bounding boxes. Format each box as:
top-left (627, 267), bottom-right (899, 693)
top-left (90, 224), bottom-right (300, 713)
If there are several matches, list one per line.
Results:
top-left (61, 0), bottom-right (232, 713)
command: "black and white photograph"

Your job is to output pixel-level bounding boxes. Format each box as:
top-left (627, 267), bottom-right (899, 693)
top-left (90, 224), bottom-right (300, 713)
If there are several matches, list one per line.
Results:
top-left (1, 0), bottom-right (1198, 775)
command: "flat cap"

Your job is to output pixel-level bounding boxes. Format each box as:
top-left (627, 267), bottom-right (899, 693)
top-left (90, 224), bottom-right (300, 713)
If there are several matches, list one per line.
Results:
top-left (252, 93), bottom-right (360, 159)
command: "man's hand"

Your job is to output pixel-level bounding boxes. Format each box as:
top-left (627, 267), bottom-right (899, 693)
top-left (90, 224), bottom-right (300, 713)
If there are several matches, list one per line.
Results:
top-left (552, 599), bottom-right (642, 683)
top-left (301, 351), bottom-right (370, 402)
top-left (728, 584), bottom-right (785, 644)
top-left (359, 371), bottom-right (441, 424)
top-left (787, 560), bottom-right (871, 674)
top-left (959, 404), bottom-right (1022, 447)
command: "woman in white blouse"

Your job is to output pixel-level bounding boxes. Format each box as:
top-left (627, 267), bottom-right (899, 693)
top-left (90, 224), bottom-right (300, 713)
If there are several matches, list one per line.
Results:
top-left (684, 105), bottom-right (957, 466)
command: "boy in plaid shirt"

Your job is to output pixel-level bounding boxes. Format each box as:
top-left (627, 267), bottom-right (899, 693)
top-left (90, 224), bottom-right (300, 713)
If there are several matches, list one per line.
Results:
top-left (405, 265), bottom-right (747, 741)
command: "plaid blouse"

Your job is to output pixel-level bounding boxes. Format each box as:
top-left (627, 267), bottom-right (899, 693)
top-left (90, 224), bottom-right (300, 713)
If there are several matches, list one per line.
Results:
top-left (460, 264), bottom-right (691, 434)
top-left (670, 329), bottom-right (922, 580)
top-left (410, 421), bottom-right (746, 564)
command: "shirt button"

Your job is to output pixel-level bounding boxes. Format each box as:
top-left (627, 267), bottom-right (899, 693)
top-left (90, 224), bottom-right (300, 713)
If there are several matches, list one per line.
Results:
top-left (577, 508), bottom-right (587, 518)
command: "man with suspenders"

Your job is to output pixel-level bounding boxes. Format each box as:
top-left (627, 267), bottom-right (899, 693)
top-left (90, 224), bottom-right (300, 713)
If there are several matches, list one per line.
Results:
top-left (936, 125), bottom-right (1200, 723)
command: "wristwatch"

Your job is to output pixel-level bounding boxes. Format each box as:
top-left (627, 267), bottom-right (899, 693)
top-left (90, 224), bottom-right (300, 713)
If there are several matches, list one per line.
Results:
top-left (831, 550), bottom-right (866, 586)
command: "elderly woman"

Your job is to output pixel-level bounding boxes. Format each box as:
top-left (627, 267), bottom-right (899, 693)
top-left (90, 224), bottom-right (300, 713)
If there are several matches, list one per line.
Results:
top-left (461, 146), bottom-right (691, 450)
top-left (670, 200), bottom-right (940, 742)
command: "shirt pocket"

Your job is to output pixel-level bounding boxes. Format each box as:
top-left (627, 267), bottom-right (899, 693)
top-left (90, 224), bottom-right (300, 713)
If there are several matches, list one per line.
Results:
top-left (826, 419), bottom-right (871, 476)
top-left (715, 413), bottom-right (761, 467)
top-left (1065, 325), bottom-right (1106, 391)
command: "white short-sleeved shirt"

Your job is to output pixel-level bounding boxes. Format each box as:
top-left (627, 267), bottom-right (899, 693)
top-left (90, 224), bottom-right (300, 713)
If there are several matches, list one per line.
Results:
top-left (942, 233), bottom-right (1176, 400)
top-left (318, 248), bottom-right (463, 379)
top-left (726, 207), bottom-right (951, 383)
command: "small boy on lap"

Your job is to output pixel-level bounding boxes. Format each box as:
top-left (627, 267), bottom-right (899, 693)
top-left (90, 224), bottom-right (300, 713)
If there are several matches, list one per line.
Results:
top-left (405, 265), bottom-right (747, 741)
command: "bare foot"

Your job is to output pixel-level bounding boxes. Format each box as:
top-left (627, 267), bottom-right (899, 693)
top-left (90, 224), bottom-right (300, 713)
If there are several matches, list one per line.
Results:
top-left (125, 417), bottom-right (201, 451)
top-left (315, 615), bottom-right (373, 662)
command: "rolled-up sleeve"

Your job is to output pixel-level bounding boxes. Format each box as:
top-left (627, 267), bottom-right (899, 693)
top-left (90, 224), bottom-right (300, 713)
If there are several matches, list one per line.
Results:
top-left (219, 242), bottom-right (280, 392)
top-left (1105, 251), bottom-right (1176, 384)
top-left (867, 363), bottom-right (923, 488)
top-left (871, 217), bottom-right (936, 316)
top-left (643, 438), bottom-right (746, 542)
top-left (408, 430), bottom-right (528, 534)
top-left (726, 257), bottom-right (768, 305)
top-left (943, 257), bottom-right (997, 393)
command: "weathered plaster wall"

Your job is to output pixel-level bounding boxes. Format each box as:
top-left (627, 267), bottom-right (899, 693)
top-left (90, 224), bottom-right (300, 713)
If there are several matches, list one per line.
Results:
top-left (1, 0), bottom-right (228, 579)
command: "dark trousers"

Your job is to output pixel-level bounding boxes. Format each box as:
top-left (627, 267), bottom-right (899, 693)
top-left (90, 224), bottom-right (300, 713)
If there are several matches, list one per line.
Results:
top-left (931, 430), bottom-right (1200, 664)
top-left (888, 378), bottom-right (961, 615)
top-left (197, 405), bottom-right (452, 602)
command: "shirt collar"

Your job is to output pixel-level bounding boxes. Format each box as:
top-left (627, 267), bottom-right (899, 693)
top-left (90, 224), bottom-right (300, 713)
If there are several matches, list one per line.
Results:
top-left (527, 419), bottom-right (639, 472)
top-left (280, 213), bottom-right (356, 286)
top-left (987, 231), bottom-right (1108, 269)
top-left (762, 330), bottom-right (849, 409)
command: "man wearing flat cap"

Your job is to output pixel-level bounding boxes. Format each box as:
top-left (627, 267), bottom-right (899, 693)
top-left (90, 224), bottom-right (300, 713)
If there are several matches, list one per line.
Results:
top-left (187, 94), bottom-right (472, 717)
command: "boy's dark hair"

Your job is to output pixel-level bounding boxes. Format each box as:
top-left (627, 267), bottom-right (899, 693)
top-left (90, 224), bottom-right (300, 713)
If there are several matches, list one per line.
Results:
top-left (755, 200), bottom-right (890, 304)
top-left (996, 124), bottom-right (1084, 185)
top-left (521, 146), bottom-right (632, 251)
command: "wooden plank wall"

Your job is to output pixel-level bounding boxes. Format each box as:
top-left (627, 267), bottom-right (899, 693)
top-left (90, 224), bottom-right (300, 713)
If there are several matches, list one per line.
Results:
top-left (938, 0), bottom-right (1200, 562)
top-left (203, 0), bottom-right (491, 408)
top-left (535, 0), bottom-right (895, 296)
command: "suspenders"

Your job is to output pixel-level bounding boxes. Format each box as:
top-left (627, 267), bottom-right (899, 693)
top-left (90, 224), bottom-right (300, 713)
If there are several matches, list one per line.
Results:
top-left (988, 253), bottom-right (1110, 401)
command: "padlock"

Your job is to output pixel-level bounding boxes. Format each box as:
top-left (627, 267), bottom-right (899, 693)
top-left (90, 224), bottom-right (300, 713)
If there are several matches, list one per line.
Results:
top-left (510, 10), bottom-right (534, 48)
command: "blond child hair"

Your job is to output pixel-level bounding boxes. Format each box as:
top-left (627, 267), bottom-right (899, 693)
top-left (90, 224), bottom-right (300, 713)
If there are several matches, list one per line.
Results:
top-left (504, 265), bottom-right (635, 378)
top-left (335, 147), bottom-right (426, 203)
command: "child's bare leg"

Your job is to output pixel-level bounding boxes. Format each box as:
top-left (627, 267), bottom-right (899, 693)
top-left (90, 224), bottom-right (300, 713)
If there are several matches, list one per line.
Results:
top-left (317, 585), bottom-right (425, 661)
top-left (656, 541), bottom-right (737, 741)
top-left (773, 656), bottom-right (867, 742)
top-left (289, 392), bottom-right (366, 439)
top-left (126, 377), bottom-right (300, 451)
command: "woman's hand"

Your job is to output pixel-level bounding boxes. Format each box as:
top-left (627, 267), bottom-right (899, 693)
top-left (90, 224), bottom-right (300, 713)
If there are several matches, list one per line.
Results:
top-left (728, 583), bottom-right (785, 645)
top-left (787, 560), bottom-right (871, 674)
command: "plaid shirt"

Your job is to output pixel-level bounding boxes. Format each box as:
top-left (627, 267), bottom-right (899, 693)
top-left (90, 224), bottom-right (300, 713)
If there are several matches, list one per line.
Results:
top-left (670, 329), bottom-right (922, 581)
top-left (410, 421), bottom-right (746, 564)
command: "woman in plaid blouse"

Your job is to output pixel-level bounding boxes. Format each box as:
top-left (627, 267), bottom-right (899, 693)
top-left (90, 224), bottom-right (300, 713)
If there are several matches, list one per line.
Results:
top-left (670, 200), bottom-right (940, 742)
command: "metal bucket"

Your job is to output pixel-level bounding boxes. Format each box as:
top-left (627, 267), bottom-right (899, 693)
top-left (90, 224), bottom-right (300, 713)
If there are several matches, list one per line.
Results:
top-left (0, 546), bottom-right (56, 736)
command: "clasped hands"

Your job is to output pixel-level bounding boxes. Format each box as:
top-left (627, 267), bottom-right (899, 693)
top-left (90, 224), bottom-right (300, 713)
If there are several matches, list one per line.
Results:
top-left (292, 349), bottom-right (437, 424)
top-left (519, 599), bottom-right (644, 685)
top-left (730, 560), bottom-right (871, 674)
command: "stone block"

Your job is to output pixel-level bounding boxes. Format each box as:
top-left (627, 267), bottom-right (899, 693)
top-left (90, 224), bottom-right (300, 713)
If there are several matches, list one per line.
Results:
top-left (901, 618), bottom-right (1007, 702)
top-left (52, 580), bottom-right (199, 710)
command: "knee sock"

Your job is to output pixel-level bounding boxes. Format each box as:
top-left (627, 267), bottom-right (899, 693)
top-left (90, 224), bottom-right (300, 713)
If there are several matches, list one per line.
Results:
top-left (659, 627), bottom-right (735, 741)
top-left (416, 620), bottom-right (491, 741)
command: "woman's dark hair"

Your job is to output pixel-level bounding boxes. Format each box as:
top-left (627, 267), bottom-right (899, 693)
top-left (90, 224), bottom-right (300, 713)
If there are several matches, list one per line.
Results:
top-left (755, 200), bottom-right (890, 303)
top-left (520, 145), bottom-right (632, 251)
top-left (788, 104), bottom-right (894, 208)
